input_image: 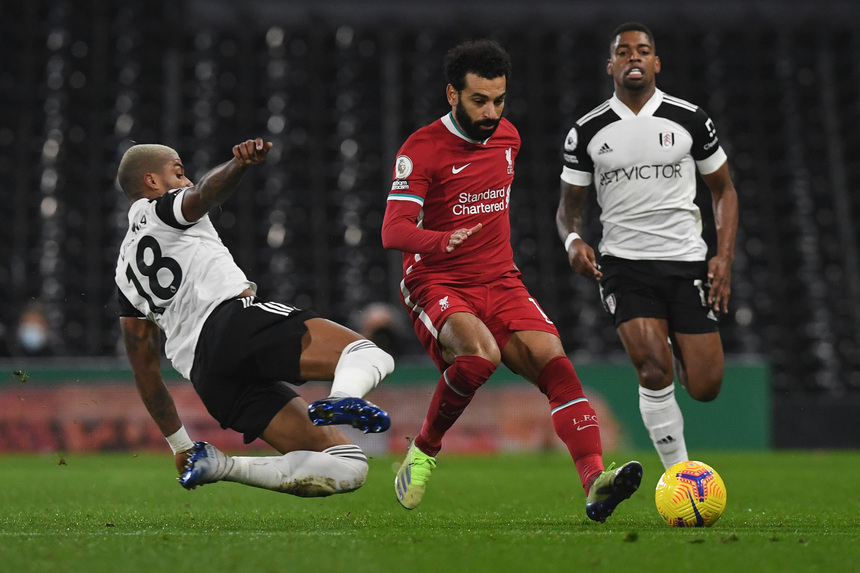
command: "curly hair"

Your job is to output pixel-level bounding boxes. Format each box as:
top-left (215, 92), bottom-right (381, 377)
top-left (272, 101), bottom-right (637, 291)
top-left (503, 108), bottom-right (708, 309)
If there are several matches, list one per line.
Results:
top-left (443, 39), bottom-right (511, 91)
top-left (609, 22), bottom-right (656, 54)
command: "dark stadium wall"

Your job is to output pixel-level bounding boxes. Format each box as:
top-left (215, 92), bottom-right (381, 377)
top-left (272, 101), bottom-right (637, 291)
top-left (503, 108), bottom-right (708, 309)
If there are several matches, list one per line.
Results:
top-left (2, 0), bottom-right (858, 450)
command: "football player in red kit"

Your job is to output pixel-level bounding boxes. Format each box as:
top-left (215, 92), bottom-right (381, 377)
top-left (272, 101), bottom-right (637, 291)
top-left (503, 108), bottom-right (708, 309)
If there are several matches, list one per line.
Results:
top-left (382, 39), bottom-right (641, 521)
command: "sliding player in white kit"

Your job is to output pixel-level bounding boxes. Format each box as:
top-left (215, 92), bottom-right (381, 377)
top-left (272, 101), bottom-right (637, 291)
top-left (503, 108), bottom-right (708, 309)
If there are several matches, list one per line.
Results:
top-left (556, 22), bottom-right (739, 470)
top-left (115, 138), bottom-right (394, 497)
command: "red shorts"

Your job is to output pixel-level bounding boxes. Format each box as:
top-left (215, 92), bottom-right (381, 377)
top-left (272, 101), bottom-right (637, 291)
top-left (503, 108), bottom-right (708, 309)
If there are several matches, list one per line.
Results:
top-left (400, 275), bottom-right (560, 371)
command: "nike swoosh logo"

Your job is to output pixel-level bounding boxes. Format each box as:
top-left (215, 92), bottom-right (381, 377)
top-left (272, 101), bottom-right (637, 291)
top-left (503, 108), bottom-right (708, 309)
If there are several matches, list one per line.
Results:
top-left (576, 424), bottom-right (599, 431)
top-left (452, 163), bottom-right (471, 174)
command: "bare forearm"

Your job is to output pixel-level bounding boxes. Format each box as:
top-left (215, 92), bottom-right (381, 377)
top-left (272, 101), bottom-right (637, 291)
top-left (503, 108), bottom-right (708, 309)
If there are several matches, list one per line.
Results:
top-left (181, 140), bottom-right (272, 222)
top-left (556, 182), bottom-right (588, 240)
top-left (193, 158), bottom-right (248, 212)
top-left (135, 374), bottom-right (183, 436)
top-left (702, 163), bottom-right (738, 262)
top-left (121, 319), bottom-right (182, 437)
top-left (712, 188), bottom-right (738, 262)
top-left (556, 201), bottom-right (584, 239)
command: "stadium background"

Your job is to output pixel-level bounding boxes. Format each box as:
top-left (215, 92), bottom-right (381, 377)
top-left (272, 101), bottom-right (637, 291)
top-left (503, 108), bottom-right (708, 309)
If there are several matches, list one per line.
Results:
top-left (1, 0), bottom-right (858, 450)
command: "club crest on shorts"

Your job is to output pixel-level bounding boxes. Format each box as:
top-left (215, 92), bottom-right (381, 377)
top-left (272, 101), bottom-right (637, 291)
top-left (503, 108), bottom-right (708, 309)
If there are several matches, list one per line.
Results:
top-left (603, 292), bottom-right (617, 315)
top-left (439, 296), bottom-right (449, 311)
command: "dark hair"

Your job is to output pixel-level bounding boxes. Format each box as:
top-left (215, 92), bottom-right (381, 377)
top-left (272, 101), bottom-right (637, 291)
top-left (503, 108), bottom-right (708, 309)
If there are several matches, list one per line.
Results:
top-left (443, 39), bottom-right (511, 91)
top-left (609, 22), bottom-right (656, 53)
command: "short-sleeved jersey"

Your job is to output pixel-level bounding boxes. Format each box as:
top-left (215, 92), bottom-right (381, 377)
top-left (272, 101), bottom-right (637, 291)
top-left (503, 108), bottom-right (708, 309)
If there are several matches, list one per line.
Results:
top-left (385, 113), bottom-right (520, 285)
top-left (115, 188), bottom-right (255, 378)
top-left (560, 89), bottom-right (727, 261)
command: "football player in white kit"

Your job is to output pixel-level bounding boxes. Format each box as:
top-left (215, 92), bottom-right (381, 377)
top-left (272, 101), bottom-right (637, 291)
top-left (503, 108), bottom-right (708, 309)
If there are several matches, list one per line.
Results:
top-left (115, 138), bottom-right (394, 497)
top-left (556, 22), bottom-right (739, 470)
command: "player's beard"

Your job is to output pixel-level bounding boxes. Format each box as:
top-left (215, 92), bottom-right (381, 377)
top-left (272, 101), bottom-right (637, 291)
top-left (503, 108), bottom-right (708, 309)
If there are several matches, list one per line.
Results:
top-left (454, 100), bottom-right (501, 141)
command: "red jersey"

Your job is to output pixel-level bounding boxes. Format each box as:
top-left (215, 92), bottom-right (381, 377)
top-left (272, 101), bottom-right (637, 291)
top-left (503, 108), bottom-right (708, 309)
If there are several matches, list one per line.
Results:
top-left (381, 113), bottom-right (520, 286)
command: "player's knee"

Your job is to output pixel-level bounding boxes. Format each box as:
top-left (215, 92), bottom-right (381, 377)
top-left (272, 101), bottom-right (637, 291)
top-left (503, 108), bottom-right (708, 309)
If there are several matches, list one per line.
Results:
top-left (448, 354), bottom-right (498, 395)
top-left (466, 342), bottom-right (501, 366)
top-left (687, 378), bottom-right (721, 402)
top-left (636, 362), bottom-right (673, 390)
top-left (340, 339), bottom-right (395, 388)
top-left (443, 346), bottom-right (500, 367)
top-left (363, 342), bottom-right (396, 380)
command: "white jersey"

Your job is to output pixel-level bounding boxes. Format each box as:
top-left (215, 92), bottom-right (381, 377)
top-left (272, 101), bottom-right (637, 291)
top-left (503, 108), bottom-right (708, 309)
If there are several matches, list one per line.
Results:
top-left (560, 88), bottom-right (727, 261)
top-left (115, 188), bottom-right (256, 378)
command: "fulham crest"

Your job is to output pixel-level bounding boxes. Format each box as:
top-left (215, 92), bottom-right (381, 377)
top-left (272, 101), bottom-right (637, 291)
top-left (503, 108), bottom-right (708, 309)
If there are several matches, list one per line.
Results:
top-left (659, 132), bottom-right (675, 150)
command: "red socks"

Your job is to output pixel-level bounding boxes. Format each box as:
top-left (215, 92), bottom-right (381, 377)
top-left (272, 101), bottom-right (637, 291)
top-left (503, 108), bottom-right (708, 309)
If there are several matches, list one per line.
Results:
top-left (415, 354), bottom-right (604, 494)
top-left (415, 355), bottom-right (496, 457)
top-left (537, 356), bottom-right (604, 492)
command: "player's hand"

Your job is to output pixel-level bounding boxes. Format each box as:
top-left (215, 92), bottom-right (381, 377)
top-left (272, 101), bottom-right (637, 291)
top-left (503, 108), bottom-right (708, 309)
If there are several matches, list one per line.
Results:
top-left (567, 239), bottom-right (602, 280)
top-left (233, 138), bottom-right (273, 166)
top-left (707, 255), bottom-right (732, 313)
top-left (446, 223), bottom-right (482, 253)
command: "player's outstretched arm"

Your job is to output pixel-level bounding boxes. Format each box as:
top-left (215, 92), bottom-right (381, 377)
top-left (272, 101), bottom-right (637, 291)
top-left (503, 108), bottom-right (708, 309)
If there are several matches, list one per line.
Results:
top-left (181, 138), bottom-right (274, 222)
top-left (120, 317), bottom-right (193, 474)
top-left (557, 181), bottom-right (602, 280)
top-left (701, 162), bottom-right (738, 313)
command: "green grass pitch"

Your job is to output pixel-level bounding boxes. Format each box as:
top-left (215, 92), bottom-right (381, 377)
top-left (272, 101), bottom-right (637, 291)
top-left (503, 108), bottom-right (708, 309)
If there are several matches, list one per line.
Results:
top-left (2, 450), bottom-right (859, 572)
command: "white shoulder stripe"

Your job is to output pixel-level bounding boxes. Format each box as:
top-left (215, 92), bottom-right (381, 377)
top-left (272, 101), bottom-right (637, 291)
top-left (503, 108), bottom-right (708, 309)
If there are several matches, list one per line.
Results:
top-left (577, 101), bottom-right (612, 125)
top-left (662, 94), bottom-right (697, 112)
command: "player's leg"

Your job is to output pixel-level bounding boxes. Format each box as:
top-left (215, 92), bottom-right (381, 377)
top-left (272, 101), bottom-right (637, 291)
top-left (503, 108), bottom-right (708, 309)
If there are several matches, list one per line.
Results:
top-left (396, 311), bottom-right (499, 509)
top-left (491, 273), bottom-right (642, 521)
top-left (617, 317), bottom-right (688, 469)
top-left (503, 330), bottom-right (605, 488)
top-left (503, 328), bottom-right (642, 522)
top-left (181, 397), bottom-right (369, 496)
top-left (300, 317), bottom-right (395, 433)
top-left (671, 331), bottom-right (724, 401)
top-left (418, 311), bottom-right (500, 456)
top-left (182, 302), bottom-right (378, 495)
top-left (489, 280), bottom-right (607, 490)
top-left (669, 276), bottom-right (725, 402)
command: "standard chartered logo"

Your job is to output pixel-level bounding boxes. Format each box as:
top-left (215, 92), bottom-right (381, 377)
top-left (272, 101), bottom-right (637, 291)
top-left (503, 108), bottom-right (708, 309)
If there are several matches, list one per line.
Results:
top-left (453, 185), bottom-right (510, 216)
top-left (599, 163), bottom-right (682, 187)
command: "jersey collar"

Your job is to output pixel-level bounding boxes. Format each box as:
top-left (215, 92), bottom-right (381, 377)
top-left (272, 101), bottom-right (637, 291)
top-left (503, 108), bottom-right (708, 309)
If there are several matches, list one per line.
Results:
top-left (610, 88), bottom-right (664, 119)
top-left (441, 112), bottom-right (490, 144)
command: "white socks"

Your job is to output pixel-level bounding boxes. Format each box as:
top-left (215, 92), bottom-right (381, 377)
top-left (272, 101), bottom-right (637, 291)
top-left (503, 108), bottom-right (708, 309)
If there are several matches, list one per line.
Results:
top-left (223, 445), bottom-right (368, 496)
top-left (203, 340), bottom-right (390, 496)
top-left (639, 384), bottom-right (688, 469)
top-left (329, 340), bottom-right (395, 399)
